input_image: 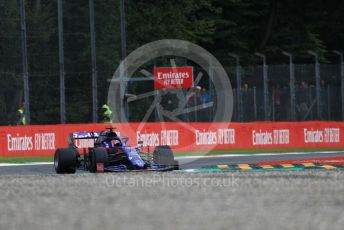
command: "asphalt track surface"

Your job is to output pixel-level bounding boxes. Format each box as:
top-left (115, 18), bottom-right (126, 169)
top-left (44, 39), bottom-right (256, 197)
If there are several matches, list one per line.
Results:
top-left (0, 152), bottom-right (343, 230)
top-left (0, 151), bottom-right (343, 175)
top-left (0, 170), bottom-right (343, 230)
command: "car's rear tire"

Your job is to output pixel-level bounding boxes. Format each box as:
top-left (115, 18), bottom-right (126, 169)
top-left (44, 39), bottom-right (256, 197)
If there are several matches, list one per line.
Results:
top-left (153, 145), bottom-right (179, 169)
top-left (54, 148), bottom-right (78, 174)
top-left (89, 147), bottom-right (108, 173)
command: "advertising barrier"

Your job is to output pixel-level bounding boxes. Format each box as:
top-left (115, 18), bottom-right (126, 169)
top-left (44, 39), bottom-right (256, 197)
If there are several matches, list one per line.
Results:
top-left (0, 122), bottom-right (343, 156)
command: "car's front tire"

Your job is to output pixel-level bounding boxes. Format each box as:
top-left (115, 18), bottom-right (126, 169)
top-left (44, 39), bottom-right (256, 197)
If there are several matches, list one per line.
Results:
top-left (54, 148), bottom-right (78, 174)
top-left (153, 145), bottom-right (179, 169)
top-left (89, 147), bottom-right (108, 173)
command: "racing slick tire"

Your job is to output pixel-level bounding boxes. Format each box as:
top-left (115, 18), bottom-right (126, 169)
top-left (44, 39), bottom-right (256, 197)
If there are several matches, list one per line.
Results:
top-left (153, 145), bottom-right (179, 170)
top-left (89, 147), bottom-right (108, 173)
top-left (54, 148), bottom-right (78, 174)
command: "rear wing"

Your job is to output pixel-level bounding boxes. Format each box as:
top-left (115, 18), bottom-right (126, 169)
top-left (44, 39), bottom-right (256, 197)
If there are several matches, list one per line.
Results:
top-left (68, 132), bottom-right (100, 148)
top-left (71, 132), bottom-right (100, 139)
top-left (68, 131), bottom-right (130, 148)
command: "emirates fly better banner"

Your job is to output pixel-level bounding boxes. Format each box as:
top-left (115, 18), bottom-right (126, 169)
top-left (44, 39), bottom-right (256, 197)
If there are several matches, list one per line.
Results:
top-left (0, 122), bottom-right (343, 156)
top-left (154, 67), bottom-right (193, 89)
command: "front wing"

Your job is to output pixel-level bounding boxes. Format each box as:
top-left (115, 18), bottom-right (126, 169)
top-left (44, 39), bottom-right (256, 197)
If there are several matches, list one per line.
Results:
top-left (103, 164), bottom-right (177, 172)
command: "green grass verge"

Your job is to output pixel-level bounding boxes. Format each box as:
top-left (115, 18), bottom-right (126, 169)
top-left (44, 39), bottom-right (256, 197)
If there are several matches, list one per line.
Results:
top-left (0, 147), bottom-right (343, 163)
top-left (0, 156), bottom-right (53, 163)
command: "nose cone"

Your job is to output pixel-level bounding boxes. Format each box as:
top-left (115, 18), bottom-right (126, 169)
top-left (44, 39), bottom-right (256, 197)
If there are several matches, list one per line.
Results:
top-left (127, 148), bottom-right (146, 169)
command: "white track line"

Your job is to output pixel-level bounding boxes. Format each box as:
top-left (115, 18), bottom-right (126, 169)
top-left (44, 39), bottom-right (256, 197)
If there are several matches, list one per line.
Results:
top-left (175, 151), bottom-right (344, 159)
top-left (0, 162), bottom-right (53, 167)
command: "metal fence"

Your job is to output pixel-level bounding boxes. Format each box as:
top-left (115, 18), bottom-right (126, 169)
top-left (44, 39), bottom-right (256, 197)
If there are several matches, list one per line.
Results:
top-left (2, 61), bottom-right (344, 125)
top-left (229, 63), bottom-right (343, 122)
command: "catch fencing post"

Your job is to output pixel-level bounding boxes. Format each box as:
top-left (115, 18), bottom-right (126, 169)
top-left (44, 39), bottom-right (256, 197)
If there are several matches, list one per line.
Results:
top-left (308, 51), bottom-right (321, 120)
top-left (255, 53), bottom-right (269, 120)
top-left (89, 0), bottom-right (98, 123)
top-left (119, 0), bottom-right (126, 61)
top-left (119, 0), bottom-right (127, 122)
top-left (19, 0), bottom-right (30, 124)
top-left (229, 53), bottom-right (242, 121)
top-left (208, 57), bottom-right (214, 121)
top-left (271, 88), bottom-right (275, 121)
top-left (332, 50), bottom-right (344, 120)
top-left (57, 0), bottom-right (66, 124)
top-left (253, 86), bottom-right (257, 120)
top-left (327, 85), bottom-right (330, 120)
top-left (282, 51), bottom-right (296, 120)
top-left (233, 88), bottom-right (237, 120)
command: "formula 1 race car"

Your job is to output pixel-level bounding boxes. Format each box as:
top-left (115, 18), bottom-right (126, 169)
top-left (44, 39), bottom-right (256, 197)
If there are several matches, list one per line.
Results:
top-left (54, 128), bottom-right (179, 173)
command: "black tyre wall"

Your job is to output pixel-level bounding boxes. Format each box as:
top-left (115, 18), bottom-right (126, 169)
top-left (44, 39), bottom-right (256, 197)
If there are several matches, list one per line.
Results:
top-left (89, 147), bottom-right (108, 173)
top-left (153, 145), bottom-right (178, 166)
top-left (54, 148), bottom-right (78, 174)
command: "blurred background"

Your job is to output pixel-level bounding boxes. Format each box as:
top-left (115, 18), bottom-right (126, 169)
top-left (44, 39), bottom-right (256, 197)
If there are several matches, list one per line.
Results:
top-left (1, 0), bottom-right (344, 125)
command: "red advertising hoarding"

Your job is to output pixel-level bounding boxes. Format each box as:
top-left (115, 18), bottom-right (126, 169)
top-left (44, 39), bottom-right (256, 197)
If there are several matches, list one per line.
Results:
top-left (0, 121), bottom-right (343, 156)
top-left (154, 67), bottom-right (193, 89)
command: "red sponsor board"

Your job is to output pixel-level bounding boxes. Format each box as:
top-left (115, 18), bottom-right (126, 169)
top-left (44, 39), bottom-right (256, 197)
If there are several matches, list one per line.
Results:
top-left (0, 121), bottom-right (343, 156)
top-left (154, 67), bottom-right (193, 89)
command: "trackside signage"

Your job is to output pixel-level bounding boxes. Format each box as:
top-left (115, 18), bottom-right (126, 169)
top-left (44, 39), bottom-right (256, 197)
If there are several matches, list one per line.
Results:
top-left (154, 67), bottom-right (193, 89)
top-left (252, 129), bottom-right (290, 145)
top-left (195, 128), bottom-right (235, 145)
top-left (0, 122), bottom-right (343, 156)
top-left (136, 130), bottom-right (179, 147)
top-left (6, 133), bottom-right (55, 151)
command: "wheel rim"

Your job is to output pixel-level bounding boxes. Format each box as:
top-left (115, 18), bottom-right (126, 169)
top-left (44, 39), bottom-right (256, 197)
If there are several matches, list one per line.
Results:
top-left (54, 153), bottom-right (59, 170)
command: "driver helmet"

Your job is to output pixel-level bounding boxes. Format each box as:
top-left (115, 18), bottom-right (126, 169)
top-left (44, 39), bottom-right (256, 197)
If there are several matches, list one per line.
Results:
top-left (111, 139), bottom-right (121, 147)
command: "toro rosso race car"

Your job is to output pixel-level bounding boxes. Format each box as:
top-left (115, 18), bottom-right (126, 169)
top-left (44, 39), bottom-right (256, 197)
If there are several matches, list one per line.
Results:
top-left (54, 128), bottom-right (178, 173)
